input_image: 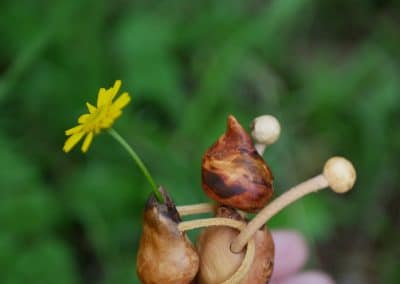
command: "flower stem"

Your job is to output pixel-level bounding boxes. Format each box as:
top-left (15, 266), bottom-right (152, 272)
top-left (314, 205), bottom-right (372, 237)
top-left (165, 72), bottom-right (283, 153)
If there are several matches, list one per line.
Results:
top-left (108, 128), bottom-right (164, 203)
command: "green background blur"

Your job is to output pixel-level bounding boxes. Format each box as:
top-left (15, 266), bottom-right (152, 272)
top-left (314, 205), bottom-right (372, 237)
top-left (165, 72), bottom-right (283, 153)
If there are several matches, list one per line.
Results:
top-left (1, 0), bottom-right (399, 283)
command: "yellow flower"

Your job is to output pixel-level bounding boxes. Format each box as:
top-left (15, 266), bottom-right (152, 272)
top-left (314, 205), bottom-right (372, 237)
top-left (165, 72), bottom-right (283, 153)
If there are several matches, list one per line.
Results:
top-left (63, 80), bottom-right (131, 153)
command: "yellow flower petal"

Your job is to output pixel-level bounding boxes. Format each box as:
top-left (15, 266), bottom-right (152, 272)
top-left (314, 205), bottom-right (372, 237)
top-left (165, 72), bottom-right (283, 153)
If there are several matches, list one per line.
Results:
top-left (78, 114), bottom-right (90, 124)
top-left (109, 80), bottom-right (122, 100)
top-left (63, 132), bottom-right (85, 153)
top-left (81, 132), bottom-right (94, 153)
top-left (65, 125), bottom-right (83, 135)
top-left (110, 110), bottom-right (122, 120)
top-left (86, 102), bottom-right (97, 114)
top-left (101, 114), bottom-right (120, 128)
top-left (97, 88), bottom-right (107, 107)
top-left (112, 92), bottom-right (131, 109)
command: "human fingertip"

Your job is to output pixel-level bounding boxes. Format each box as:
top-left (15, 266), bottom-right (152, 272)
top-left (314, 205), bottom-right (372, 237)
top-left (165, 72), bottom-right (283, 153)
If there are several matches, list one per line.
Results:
top-left (271, 230), bottom-right (309, 280)
top-left (273, 271), bottom-right (335, 284)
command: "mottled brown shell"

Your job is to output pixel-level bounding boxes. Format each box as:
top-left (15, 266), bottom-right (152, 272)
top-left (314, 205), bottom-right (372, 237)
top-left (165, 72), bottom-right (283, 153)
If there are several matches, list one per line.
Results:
top-left (137, 188), bottom-right (199, 284)
top-left (201, 115), bottom-right (274, 212)
top-left (196, 206), bottom-right (275, 283)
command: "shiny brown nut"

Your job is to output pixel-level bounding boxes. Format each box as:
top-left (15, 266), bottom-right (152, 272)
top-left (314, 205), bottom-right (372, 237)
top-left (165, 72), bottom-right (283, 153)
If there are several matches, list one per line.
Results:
top-left (201, 115), bottom-right (274, 212)
top-left (136, 188), bottom-right (199, 284)
top-left (196, 206), bottom-right (275, 284)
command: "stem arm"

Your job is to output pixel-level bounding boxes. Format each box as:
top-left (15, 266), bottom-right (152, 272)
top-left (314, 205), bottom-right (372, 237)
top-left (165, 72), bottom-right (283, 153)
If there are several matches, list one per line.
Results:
top-left (108, 128), bottom-right (163, 203)
top-left (177, 203), bottom-right (215, 216)
top-left (231, 175), bottom-right (328, 253)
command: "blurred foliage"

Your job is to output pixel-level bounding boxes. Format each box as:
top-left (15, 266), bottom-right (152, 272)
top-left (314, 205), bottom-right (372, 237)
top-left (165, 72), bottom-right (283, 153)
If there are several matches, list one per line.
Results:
top-left (0, 0), bottom-right (399, 283)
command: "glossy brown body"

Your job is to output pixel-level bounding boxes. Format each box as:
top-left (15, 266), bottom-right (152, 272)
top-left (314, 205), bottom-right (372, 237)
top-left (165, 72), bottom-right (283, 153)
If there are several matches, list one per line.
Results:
top-left (196, 206), bottom-right (275, 284)
top-left (202, 115), bottom-right (274, 212)
top-left (137, 188), bottom-right (199, 284)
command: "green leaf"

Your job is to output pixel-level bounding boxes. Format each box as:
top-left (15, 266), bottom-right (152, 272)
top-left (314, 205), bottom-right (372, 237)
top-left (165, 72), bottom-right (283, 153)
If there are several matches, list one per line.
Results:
top-left (4, 240), bottom-right (79, 284)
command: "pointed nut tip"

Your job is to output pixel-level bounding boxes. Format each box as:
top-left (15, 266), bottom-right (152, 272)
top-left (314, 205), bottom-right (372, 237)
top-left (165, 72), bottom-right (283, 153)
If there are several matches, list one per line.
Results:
top-left (227, 114), bottom-right (239, 125)
top-left (323, 156), bottom-right (356, 193)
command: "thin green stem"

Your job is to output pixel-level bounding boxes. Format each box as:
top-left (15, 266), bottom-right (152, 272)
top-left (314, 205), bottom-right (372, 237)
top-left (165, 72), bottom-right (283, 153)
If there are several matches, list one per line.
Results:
top-left (108, 128), bottom-right (164, 203)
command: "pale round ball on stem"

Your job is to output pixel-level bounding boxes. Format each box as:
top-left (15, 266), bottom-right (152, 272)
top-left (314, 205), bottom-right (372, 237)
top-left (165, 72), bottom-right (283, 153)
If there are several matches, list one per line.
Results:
top-left (323, 156), bottom-right (356, 193)
top-left (251, 115), bottom-right (281, 155)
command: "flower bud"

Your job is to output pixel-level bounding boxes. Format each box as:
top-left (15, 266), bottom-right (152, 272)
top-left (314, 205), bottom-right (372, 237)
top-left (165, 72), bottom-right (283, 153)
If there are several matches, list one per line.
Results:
top-left (137, 188), bottom-right (199, 284)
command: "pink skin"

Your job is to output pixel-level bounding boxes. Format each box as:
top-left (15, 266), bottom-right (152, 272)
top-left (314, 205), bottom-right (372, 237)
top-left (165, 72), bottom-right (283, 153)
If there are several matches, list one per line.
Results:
top-left (271, 230), bottom-right (335, 284)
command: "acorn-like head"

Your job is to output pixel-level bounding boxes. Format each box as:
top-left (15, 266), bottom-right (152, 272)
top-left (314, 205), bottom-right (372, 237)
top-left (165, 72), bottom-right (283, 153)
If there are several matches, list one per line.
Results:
top-left (136, 188), bottom-right (199, 284)
top-left (201, 115), bottom-right (274, 212)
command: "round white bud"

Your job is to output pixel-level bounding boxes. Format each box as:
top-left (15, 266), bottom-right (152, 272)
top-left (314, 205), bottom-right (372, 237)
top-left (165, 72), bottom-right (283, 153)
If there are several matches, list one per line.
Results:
top-left (251, 115), bottom-right (281, 145)
top-left (323, 157), bottom-right (356, 193)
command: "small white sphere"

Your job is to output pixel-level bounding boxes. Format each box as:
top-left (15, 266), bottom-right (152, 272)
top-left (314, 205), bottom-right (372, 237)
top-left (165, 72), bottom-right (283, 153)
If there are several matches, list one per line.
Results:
top-left (323, 157), bottom-right (356, 193)
top-left (251, 115), bottom-right (281, 145)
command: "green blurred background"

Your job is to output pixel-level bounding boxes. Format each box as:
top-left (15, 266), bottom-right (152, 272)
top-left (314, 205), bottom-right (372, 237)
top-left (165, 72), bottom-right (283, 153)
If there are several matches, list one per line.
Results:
top-left (1, 0), bottom-right (399, 283)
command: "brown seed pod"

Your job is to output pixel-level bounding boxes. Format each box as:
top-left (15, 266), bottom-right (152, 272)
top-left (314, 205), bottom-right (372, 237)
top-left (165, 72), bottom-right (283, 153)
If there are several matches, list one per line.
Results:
top-left (201, 115), bottom-right (274, 212)
top-left (196, 206), bottom-right (275, 284)
top-left (136, 188), bottom-right (199, 284)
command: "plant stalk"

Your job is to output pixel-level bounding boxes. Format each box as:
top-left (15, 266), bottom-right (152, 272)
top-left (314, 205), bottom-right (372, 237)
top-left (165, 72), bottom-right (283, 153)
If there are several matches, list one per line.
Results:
top-left (108, 128), bottom-right (164, 203)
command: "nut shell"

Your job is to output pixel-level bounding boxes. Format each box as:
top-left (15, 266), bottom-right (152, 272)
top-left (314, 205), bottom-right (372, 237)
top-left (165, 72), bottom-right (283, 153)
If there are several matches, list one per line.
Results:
top-left (202, 115), bottom-right (274, 212)
top-left (137, 188), bottom-right (199, 284)
top-left (196, 206), bottom-right (275, 284)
